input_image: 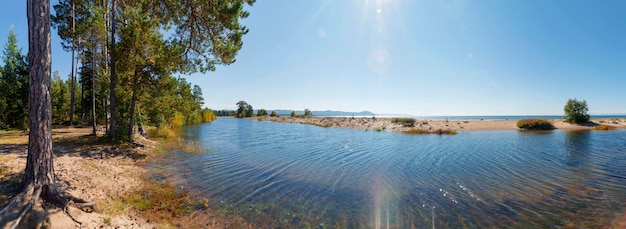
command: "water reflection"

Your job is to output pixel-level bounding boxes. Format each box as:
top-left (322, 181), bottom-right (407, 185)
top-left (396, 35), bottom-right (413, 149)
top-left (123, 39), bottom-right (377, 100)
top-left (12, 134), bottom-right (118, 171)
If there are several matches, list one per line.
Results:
top-left (564, 130), bottom-right (590, 167)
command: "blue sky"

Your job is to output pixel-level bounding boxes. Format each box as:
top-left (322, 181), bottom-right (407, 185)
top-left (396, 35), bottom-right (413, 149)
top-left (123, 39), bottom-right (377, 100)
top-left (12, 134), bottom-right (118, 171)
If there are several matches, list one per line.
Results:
top-left (2, 0), bottom-right (625, 116)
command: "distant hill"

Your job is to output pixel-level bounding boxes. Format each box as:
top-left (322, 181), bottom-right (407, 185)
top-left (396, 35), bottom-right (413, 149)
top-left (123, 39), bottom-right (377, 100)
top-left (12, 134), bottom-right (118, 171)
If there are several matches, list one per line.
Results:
top-left (272, 110), bottom-right (375, 117)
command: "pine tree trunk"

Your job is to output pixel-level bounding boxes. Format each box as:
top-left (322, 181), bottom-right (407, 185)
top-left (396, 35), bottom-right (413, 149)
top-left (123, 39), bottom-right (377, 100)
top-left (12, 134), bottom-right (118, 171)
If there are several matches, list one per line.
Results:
top-left (81, 76), bottom-right (85, 122)
top-left (23, 0), bottom-right (55, 192)
top-left (69, 1), bottom-right (76, 126)
top-left (109, 0), bottom-right (117, 139)
top-left (128, 70), bottom-right (139, 143)
top-left (91, 35), bottom-right (97, 136)
top-left (129, 90), bottom-right (136, 143)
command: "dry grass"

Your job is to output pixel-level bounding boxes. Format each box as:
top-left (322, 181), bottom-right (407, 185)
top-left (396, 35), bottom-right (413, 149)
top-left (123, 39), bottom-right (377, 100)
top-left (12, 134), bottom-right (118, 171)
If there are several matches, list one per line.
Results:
top-left (593, 125), bottom-right (616, 130)
top-left (403, 129), bottom-right (457, 135)
top-left (124, 180), bottom-right (195, 223)
top-left (0, 130), bottom-right (29, 144)
top-left (517, 119), bottom-right (554, 130)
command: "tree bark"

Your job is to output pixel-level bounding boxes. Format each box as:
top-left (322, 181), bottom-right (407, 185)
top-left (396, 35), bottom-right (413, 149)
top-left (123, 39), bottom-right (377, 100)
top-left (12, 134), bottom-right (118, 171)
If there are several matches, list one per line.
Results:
top-left (108, 0), bottom-right (117, 139)
top-left (69, 1), bottom-right (75, 126)
top-left (23, 0), bottom-right (55, 192)
top-left (128, 69), bottom-right (139, 143)
top-left (91, 32), bottom-right (97, 136)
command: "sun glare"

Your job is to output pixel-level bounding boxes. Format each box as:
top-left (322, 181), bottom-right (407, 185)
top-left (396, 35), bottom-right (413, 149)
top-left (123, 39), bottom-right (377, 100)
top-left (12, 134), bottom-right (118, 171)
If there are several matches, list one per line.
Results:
top-left (358, 0), bottom-right (401, 76)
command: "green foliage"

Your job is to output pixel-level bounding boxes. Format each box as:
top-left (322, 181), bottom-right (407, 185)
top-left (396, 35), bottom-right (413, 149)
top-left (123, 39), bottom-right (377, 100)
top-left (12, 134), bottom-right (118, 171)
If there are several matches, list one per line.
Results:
top-left (144, 0), bottom-right (256, 73)
top-left (516, 119), bottom-right (554, 130)
top-left (0, 28), bottom-right (29, 129)
top-left (564, 99), bottom-right (590, 124)
top-left (290, 111), bottom-right (296, 117)
top-left (304, 108), bottom-right (312, 116)
top-left (391, 117), bottom-right (416, 123)
top-left (49, 0), bottom-right (255, 139)
top-left (236, 101), bottom-right (248, 118)
top-left (201, 109), bottom-right (217, 122)
top-left (391, 117), bottom-right (416, 127)
top-left (246, 104), bottom-right (254, 117)
top-left (257, 109), bottom-right (268, 116)
top-left (51, 71), bottom-right (72, 124)
top-left (214, 110), bottom-right (236, 116)
top-left (170, 113), bottom-right (185, 128)
top-left (270, 110), bottom-right (278, 117)
top-left (148, 125), bottom-right (177, 139)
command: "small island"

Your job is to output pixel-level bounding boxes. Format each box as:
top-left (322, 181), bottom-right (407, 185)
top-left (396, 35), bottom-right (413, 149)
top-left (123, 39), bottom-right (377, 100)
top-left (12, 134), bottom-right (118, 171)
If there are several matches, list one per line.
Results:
top-left (254, 115), bottom-right (626, 133)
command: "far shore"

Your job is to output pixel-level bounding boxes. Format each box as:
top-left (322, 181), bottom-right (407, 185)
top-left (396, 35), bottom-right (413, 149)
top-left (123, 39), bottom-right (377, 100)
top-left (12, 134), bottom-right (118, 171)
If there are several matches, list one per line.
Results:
top-left (253, 116), bottom-right (626, 132)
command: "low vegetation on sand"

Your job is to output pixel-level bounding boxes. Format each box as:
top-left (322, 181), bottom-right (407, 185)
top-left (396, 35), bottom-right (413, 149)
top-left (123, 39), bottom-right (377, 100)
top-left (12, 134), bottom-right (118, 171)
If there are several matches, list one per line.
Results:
top-left (517, 119), bottom-right (554, 130)
top-left (593, 124), bottom-right (616, 131)
top-left (403, 129), bottom-right (457, 135)
top-left (391, 117), bottom-right (416, 127)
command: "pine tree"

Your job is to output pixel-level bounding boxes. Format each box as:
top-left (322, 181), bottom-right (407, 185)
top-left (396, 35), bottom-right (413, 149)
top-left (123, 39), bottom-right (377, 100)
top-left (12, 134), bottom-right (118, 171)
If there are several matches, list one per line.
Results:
top-left (0, 28), bottom-right (29, 129)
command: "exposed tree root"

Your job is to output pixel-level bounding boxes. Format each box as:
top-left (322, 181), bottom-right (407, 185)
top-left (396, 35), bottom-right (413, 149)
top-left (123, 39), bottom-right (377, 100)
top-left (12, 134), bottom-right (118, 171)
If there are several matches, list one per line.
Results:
top-left (9, 187), bottom-right (41, 229)
top-left (0, 182), bottom-right (95, 229)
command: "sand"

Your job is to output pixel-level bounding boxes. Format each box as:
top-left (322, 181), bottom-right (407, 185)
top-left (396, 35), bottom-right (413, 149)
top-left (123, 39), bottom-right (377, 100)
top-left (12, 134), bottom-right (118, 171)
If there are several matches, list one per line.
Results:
top-left (255, 116), bottom-right (626, 132)
top-left (0, 127), bottom-right (255, 229)
top-left (0, 127), bottom-right (156, 228)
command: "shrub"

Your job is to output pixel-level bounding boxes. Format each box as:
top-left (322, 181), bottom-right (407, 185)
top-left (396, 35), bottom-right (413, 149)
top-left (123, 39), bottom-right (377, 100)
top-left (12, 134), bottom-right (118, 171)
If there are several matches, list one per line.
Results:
top-left (564, 99), bottom-right (590, 124)
top-left (517, 119), bottom-right (554, 130)
top-left (148, 125), bottom-right (178, 138)
top-left (290, 111), bottom-right (295, 117)
top-left (257, 109), bottom-right (268, 116)
top-left (593, 125), bottom-right (616, 130)
top-left (201, 109), bottom-right (217, 122)
top-left (170, 112), bottom-right (185, 127)
top-left (270, 110), bottom-right (277, 117)
top-left (391, 117), bottom-right (416, 127)
top-left (403, 129), bottom-right (429, 134)
top-left (403, 129), bottom-right (457, 135)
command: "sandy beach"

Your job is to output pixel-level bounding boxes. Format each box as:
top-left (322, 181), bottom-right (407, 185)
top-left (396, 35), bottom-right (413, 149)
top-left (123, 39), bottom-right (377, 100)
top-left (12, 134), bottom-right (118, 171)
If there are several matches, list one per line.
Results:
top-left (255, 116), bottom-right (626, 132)
top-left (0, 127), bottom-right (250, 228)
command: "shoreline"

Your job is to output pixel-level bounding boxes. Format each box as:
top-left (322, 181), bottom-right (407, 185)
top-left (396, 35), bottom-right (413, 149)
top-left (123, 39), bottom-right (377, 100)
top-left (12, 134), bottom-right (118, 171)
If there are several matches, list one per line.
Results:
top-left (254, 116), bottom-right (626, 132)
top-left (0, 127), bottom-right (247, 228)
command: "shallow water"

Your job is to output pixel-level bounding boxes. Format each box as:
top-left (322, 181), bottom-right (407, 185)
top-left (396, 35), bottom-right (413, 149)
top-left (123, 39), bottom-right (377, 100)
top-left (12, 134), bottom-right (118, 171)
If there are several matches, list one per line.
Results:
top-left (159, 118), bottom-right (626, 228)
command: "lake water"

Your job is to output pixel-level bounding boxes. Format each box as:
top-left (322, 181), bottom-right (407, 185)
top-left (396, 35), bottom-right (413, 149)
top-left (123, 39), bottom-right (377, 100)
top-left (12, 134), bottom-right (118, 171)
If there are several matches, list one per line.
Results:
top-left (158, 118), bottom-right (626, 228)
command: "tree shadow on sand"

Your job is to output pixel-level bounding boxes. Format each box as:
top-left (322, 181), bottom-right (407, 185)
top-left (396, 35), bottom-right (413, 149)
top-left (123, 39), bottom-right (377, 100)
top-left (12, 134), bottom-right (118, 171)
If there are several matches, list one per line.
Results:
top-left (0, 127), bottom-right (148, 227)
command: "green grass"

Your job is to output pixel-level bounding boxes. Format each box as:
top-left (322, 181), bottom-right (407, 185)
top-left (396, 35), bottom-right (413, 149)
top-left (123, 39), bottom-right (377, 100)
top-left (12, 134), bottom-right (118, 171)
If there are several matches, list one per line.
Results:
top-left (125, 181), bottom-right (193, 216)
top-left (517, 119), bottom-right (554, 130)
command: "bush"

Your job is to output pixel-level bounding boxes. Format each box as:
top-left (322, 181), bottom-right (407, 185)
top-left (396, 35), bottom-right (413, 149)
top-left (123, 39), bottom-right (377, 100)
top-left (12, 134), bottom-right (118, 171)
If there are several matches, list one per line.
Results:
top-left (270, 110), bottom-right (277, 117)
top-left (403, 129), bottom-right (457, 135)
top-left (517, 119), bottom-right (554, 130)
top-left (564, 99), bottom-right (590, 124)
top-left (170, 112), bottom-right (185, 127)
top-left (290, 111), bottom-right (295, 117)
top-left (201, 109), bottom-right (217, 122)
top-left (257, 109), bottom-right (268, 116)
top-left (391, 117), bottom-right (416, 127)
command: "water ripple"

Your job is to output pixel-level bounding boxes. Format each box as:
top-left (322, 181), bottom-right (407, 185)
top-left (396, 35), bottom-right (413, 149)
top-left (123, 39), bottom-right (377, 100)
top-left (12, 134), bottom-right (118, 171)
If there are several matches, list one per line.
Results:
top-left (157, 118), bottom-right (626, 228)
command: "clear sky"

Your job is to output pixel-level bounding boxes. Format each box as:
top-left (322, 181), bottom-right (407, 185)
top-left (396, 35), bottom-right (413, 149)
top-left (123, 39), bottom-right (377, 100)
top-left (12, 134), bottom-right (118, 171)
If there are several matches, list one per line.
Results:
top-left (2, 0), bottom-right (626, 116)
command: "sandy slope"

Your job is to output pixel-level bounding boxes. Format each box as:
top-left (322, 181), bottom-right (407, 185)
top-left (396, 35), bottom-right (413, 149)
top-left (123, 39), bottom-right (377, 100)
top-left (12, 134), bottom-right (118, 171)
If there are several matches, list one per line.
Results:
top-left (0, 127), bottom-right (156, 228)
